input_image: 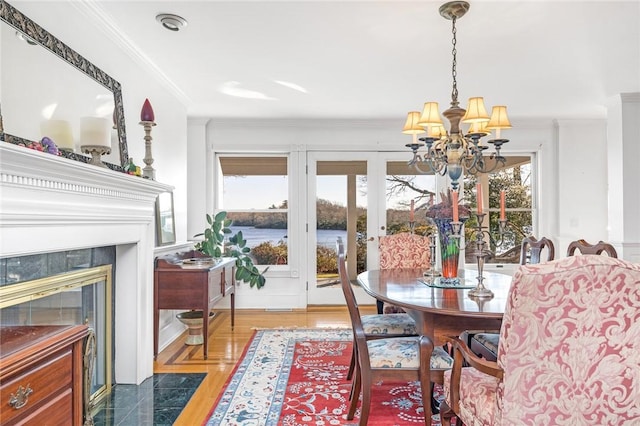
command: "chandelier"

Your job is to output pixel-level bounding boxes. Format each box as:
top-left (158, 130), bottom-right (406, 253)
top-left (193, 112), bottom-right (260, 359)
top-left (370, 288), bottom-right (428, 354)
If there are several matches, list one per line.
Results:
top-left (403, 1), bottom-right (512, 190)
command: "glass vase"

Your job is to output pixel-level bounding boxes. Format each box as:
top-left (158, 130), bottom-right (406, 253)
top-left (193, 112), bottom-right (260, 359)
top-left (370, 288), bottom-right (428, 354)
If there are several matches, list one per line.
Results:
top-left (433, 217), bottom-right (466, 279)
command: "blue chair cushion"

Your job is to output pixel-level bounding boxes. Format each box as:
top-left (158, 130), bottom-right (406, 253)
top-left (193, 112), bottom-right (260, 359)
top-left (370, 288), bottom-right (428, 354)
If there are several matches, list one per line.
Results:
top-left (367, 337), bottom-right (453, 370)
top-left (361, 313), bottom-right (417, 336)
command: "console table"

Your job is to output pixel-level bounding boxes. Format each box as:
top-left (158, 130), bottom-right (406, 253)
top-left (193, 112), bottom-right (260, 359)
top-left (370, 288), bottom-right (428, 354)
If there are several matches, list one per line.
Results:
top-left (0, 325), bottom-right (89, 425)
top-left (154, 251), bottom-right (236, 359)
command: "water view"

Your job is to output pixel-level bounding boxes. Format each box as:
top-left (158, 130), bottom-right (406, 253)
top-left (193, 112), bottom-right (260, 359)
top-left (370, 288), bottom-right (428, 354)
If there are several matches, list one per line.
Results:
top-left (229, 226), bottom-right (348, 248)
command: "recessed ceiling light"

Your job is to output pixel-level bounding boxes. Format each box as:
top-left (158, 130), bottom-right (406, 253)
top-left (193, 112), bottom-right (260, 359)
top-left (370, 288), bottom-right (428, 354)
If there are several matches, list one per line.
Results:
top-left (156, 14), bottom-right (187, 32)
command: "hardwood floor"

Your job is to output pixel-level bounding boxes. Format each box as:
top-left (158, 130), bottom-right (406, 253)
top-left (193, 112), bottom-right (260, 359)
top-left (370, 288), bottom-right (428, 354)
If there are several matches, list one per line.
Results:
top-left (155, 306), bottom-right (375, 425)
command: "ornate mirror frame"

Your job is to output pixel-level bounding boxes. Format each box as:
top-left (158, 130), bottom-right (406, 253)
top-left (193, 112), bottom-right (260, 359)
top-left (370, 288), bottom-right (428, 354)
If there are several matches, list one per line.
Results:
top-left (0, 0), bottom-right (129, 171)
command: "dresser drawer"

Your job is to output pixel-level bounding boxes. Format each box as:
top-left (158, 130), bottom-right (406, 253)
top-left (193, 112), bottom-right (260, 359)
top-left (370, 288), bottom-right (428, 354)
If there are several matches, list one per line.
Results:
top-left (0, 350), bottom-right (72, 424)
top-left (12, 388), bottom-right (72, 426)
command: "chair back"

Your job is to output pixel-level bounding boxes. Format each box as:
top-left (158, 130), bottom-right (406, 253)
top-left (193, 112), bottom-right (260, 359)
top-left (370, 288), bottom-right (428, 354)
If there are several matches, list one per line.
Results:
top-left (566, 239), bottom-right (617, 257)
top-left (519, 236), bottom-right (555, 265)
top-left (337, 239), bottom-right (373, 370)
top-left (497, 256), bottom-right (640, 423)
top-left (379, 233), bottom-right (431, 269)
top-left (337, 238), bottom-right (366, 341)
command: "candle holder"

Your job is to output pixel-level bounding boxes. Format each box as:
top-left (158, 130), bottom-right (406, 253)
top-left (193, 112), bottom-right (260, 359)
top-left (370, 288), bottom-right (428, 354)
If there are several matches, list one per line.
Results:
top-left (140, 120), bottom-right (157, 180)
top-left (467, 212), bottom-right (511, 298)
top-left (408, 221), bottom-right (415, 234)
top-left (428, 232), bottom-right (440, 279)
top-left (81, 145), bottom-right (111, 168)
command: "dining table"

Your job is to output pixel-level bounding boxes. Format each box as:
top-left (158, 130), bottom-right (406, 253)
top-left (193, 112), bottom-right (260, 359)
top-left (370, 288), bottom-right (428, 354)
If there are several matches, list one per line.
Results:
top-left (356, 268), bottom-right (513, 346)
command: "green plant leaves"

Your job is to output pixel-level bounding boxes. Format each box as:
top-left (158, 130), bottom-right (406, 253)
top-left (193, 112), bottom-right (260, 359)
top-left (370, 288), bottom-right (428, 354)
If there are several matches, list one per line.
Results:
top-left (195, 211), bottom-right (267, 289)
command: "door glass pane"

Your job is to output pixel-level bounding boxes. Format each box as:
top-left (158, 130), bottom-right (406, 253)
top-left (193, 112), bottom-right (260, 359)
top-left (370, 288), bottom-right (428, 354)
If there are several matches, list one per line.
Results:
top-left (385, 161), bottom-right (436, 236)
top-left (316, 161), bottom-right (367, 288)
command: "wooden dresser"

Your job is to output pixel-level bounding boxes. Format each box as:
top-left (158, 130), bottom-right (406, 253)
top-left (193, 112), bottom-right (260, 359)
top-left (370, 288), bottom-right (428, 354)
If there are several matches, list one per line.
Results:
top-left (154, 250), bottom-right (236, 359)
top-left (0, 325), bottom-right (89, 426)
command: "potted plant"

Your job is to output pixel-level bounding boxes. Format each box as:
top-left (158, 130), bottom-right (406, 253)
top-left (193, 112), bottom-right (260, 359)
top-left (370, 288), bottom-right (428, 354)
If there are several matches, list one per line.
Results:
top-left (194, 211), bottom-right (267, 289)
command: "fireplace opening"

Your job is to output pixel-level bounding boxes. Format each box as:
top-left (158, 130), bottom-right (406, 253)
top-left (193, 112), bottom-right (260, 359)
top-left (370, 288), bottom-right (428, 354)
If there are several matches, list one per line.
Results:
top-left (0, 247), bottom-right (115, 408)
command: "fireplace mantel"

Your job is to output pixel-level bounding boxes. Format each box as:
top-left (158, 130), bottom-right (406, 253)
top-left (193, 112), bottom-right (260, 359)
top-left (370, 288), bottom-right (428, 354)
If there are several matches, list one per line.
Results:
top-left (0, 142), bottom-right (173, 384)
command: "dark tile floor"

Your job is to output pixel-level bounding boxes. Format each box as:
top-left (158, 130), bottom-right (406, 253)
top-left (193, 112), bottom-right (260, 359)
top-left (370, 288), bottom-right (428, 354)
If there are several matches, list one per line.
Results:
top-left (91, 373), bottom-right (206, 426)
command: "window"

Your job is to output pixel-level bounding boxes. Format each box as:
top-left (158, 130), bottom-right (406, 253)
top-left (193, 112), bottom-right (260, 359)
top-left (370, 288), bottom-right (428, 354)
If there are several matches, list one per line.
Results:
top-left (463, 155), bottom-right (534, 264)
top-left (216, 155), bottom-right (289, 266)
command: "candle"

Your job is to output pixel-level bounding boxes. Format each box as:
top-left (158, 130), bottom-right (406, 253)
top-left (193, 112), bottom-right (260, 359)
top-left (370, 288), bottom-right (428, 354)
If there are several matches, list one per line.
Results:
top-left (500, 190), bottom-right (506, 220)
top-left (80, 117), bottom-right (111, 147)
top-left (452, 191), bottom-right (459, 222)
top-left (409, 199), bottom-right (415, 222)
top-left (140, 98), bottom-right (155, 122)
top-left (476, 183), bottom-right (483, 214)
top-left (41, 119), bottom-right (74, 150)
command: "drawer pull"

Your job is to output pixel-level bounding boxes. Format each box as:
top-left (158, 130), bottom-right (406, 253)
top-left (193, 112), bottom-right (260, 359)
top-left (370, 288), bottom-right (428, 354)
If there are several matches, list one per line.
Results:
top-left (9, 385), bottom-right (33, 410)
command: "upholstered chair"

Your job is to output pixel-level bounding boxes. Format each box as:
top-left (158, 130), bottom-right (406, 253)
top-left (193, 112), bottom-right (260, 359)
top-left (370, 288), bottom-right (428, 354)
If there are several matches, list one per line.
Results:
top-left (442, 256), bottom-right (640, 425)
top-left (378, 233), bottom-right (432, 314)
top-left (338, 243), bottom-right (452, 425)
top-left (335, 239), bottom-right (418, 381)
top-left (466, 235), bottom-right (557, 363)
top-left (566, 238), bottom-right (618, 258)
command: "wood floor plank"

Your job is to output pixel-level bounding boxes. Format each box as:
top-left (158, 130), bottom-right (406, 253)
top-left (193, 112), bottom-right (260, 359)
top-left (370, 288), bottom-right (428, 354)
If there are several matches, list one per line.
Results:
top-left (155, 306), bottom-right (374, 425)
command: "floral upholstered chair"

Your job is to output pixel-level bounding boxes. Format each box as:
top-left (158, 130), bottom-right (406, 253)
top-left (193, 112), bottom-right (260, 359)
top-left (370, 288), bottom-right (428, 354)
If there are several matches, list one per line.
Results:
top-left (336, 238), bottom-right (418, 381)
top-left (338, 242), bottom-right (452, 425)
top-left (442, 255), bottom-right (640, 425)
top-left (378, 233), bottom-right (431, 314)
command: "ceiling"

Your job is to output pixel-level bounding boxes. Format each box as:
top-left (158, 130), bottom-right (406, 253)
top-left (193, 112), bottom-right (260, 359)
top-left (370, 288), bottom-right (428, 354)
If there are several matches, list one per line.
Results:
top-left (9, 1), bottom-right (640, 121)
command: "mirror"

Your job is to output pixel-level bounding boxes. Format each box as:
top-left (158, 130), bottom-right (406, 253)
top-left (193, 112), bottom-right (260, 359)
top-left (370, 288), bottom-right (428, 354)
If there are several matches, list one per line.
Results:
top-left (156, 192), bottom-right (176, 246)
top-left (0, 0), bottom-right (129, 171)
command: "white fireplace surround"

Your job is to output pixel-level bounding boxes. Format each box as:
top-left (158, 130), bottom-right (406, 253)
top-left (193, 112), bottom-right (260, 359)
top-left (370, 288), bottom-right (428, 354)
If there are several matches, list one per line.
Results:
top-left (0, 143), bottom-right (172, 385)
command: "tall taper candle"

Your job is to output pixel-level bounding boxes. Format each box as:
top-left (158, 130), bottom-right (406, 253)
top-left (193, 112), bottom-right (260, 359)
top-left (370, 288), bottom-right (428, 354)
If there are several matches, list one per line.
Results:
top-left (500, 190), bottom-right (506, 220)
top-left (476, 183), bottom-right (483, 214)
top-left (410, 199), bottom-right (415, 222)
top-left (452, 191), bottom-right (459, 222)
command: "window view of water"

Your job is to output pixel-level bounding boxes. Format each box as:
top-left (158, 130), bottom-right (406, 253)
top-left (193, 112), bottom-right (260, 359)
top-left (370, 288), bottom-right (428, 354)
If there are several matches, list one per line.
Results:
top-left (229, 226), bottom-right (348, 248)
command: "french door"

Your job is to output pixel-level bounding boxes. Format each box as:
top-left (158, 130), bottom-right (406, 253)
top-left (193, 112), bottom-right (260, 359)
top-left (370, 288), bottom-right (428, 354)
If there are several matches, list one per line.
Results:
top-left (306, 151), bottom-right (437, 305)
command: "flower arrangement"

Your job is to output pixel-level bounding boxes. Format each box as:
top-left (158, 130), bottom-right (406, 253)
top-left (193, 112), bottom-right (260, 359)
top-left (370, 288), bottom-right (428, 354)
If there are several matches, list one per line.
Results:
top-left (426, 189), bottom-right (470, 219)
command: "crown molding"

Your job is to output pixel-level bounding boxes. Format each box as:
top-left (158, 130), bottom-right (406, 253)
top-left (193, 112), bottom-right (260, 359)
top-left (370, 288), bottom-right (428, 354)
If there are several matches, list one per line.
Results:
top-left (69, 0), bottom-right (191, 106)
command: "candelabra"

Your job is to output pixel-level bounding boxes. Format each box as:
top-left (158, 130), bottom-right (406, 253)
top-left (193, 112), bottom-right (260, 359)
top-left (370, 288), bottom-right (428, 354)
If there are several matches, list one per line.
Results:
top-left (462, 213), bottom-right (509, 298)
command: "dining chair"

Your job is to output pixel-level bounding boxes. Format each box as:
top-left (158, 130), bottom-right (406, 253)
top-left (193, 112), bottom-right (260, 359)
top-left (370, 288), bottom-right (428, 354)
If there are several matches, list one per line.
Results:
top-left (338, 243), bottom-right (453, 425)
top-left (466, 235), bottom-right (556, 363)
top-left (335, 238), bottom-right (418, 381)
top-left (378, 232), bottom-right (432, 314)
top-left (442, 256), bottom-right (640, 425)
top-left (566, 238), bottom-right (618, 257)
top-left (519, 235), bottom-right (555, 265)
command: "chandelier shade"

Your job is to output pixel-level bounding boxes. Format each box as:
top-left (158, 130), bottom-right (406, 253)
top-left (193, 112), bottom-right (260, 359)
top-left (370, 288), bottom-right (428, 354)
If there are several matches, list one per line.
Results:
top-left (418, 102), bottom-right (444, 126)
top-left (403, 1), bottom-right (512, 190)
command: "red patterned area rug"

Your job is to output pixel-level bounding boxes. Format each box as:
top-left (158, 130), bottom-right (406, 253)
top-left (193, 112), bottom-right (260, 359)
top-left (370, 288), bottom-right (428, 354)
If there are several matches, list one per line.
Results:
top-left (203, 329), bottom-right (455, 425)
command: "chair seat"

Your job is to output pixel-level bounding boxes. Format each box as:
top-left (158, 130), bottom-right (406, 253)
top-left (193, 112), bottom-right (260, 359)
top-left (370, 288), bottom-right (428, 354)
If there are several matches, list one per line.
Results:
top-left (361, 313), bottom-right (417, 336)
top-left (470, 332), bottom-right (499, 361)
top-left (367, 337), bottom-right (453, 370)
top-left (444, 367), bottom-right (501, 425)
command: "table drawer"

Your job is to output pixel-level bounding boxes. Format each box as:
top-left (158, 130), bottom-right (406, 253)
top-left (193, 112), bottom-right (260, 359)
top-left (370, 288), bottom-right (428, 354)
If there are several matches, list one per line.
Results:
top-left (0, 350), bottom-right (72, 424)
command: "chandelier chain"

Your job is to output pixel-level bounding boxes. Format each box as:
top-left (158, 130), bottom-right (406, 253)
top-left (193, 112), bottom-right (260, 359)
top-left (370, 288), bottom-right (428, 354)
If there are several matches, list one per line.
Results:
top-left (451, 16), bottom-right (458, 105)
